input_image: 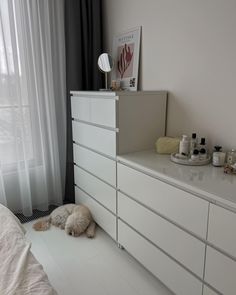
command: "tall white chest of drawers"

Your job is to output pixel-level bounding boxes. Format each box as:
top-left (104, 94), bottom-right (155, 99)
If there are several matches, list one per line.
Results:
top-left (71, 91), bottom-right (167, 240)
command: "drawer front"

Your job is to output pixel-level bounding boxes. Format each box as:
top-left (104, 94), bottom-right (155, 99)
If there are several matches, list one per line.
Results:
top-left (203, 286), bottom-right (218, 295)
top-left (208, 204), bottom-right (236, 258)
top-left (72, 121), bottom-right (116, 157)
top-left (73, 144), bottom-right (116, 186)
top-left (74, 166), bottom-right (116, 213)
top-left (71, 96), bottom-right (116, 128)
top-left (204, 246), bottom-right (236, 295)
top-left (75, 186), bottom-right (116, 240)
top-left (117, 163), bottom-right (208, 238)
top-left (118, 192), bottom-right (205, 277)
top-left (118, 220), bottom-right (203, 295)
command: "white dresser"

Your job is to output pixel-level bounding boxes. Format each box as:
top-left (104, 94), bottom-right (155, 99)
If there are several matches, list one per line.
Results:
top-left (71, 91), bottom-right (236, 295)
top-left (117, 150), bottom-right (236, 295)
top-left (71, 91), bottom-right (167, 240)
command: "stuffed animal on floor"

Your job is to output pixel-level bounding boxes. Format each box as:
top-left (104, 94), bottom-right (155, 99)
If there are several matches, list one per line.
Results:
top-left (33, 204), bottom-right (96, 238)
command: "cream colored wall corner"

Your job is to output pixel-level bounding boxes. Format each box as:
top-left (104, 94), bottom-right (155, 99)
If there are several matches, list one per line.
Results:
top-left (103, 0), bottom-right (236, 150)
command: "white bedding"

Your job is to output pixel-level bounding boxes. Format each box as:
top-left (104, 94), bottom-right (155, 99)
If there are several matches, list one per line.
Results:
top-left (0, 204), bottom-right (57, 295)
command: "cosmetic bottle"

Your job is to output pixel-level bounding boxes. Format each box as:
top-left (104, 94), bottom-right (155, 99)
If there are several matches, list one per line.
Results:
top-left (179, 135), bottom-right (189, 156)
top-left (190, 133), bottom-right (197, 155)
top-left (191, 149), bottom-right (199, 161)
top-left (226, 149), bottom-right (236, 165)
top-left (199, 137), bottom-right (206, 149)
top-left (212, 146), bottom-right (226, 167)
top-left (199, 148), bottom-right (207, 160)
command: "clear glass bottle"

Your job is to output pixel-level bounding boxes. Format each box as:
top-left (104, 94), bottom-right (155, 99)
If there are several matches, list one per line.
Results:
top-left (199, 137), bottom-right (206, 149)
top-left (190, 133), bottom-right (197, 155)
top-left (199, 148), bottom-right (207, 160)
top-left (226, 149), bottom-right (236, 165)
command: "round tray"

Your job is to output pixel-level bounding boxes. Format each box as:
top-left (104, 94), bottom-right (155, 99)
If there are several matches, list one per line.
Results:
top-left (170, 153), bottom-right (211, 166)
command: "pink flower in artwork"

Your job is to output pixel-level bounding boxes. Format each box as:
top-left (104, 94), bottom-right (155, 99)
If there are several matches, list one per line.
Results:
top-left (117, 43), bottom-right (134, 79)
top-left (125, 44), bottom-right (133, 63)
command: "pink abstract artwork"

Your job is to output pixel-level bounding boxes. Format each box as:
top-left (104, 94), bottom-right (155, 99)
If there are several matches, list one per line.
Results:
top-left (117, 43), bottom-right (134, 79)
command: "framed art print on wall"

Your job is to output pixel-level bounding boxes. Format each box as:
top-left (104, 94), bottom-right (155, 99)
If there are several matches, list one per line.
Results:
top-left (111, 27), bottom-right (141, 91)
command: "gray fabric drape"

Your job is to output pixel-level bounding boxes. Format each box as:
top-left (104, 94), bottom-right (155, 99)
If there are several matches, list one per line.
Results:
top-left (64, 0), bottom-right (103, 203)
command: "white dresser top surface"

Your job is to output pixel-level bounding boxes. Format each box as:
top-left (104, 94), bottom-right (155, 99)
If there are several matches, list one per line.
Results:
top-left (117, 150), bottom-right (236, 211)
top-left (70, 90), bottom-right (167, 97)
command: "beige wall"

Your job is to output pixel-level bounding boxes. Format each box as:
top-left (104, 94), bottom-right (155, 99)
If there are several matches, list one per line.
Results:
top-left (103, 0), bottom-right (236, 150)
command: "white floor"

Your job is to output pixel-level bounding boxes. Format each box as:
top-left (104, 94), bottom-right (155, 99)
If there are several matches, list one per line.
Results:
top-left (24, 222), bottom-right (173, 295)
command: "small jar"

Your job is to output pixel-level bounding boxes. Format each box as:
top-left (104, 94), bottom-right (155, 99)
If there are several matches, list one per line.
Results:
top-left (191, 149), bottom-right (199, 161)
top-left (111, 80), bottom-right (117, 90)
top-left (212, 146), bottom-right (226, 167)
top-left (226, 149), bottom-right (236, 165)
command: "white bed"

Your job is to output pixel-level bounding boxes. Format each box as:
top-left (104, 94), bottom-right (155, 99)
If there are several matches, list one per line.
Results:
top-left (0, 204), bottom-right (57, 295)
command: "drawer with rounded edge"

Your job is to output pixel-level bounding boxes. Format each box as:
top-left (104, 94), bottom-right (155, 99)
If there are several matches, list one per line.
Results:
top-left (118, 192), bottom-right (205, 277)
top-left (117, 163), bottom-right (209, 238)
top-left (72, 121), bottom-right (116, 157)
top-left (73, 144), bottom-right (116, 186)
top-left (204, 246), bottom-right (236, 295)
top-left (208, 204), bottom-right (236, 258)
top-left (75, 186), bottom-right (116, 240)
top-left (74, 166), bottom-right (116, 214)
top-left (118, 220), bottom-right (203, 295)
top-left (71, 95), bottom-right (116, 128)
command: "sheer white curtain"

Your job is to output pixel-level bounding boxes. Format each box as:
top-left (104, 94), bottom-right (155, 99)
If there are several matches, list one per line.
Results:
top-left (0, 0), bottom-right (66, 215)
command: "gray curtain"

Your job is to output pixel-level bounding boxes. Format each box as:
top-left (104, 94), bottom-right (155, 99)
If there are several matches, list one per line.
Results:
top-left (64, 0), bottom-right (103, 203)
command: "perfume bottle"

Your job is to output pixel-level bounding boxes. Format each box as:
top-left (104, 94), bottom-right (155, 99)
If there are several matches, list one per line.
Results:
top-left (190, 133), bottom-right (197, 155)
top-left (226, 149), bottom-right (236, 165)
top-left (199, 148), bottom-right (207, 160)
top-left (199, 138), bottom-right (206, 149)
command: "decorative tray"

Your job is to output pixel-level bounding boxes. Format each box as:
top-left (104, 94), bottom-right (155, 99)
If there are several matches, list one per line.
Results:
top-left (170, 153), bottom-right (211, 166)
